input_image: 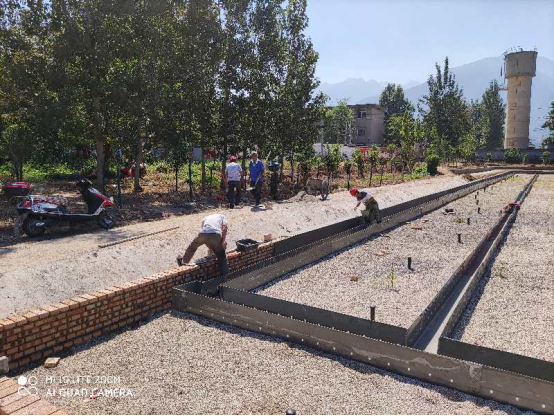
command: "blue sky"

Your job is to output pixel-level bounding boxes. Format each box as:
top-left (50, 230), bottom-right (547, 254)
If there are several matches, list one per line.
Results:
top-left (305, 0), bottom-right (554, 84)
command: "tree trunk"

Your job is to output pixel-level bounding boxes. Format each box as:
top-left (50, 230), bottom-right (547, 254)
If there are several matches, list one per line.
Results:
top-left (368, 162), bottom-right (374, 187)
top-left (290, 154), bottom-right (294, 181)
top-left (188, 156), bottom-right (193, 202)
top-left (379, 163), bottom-right (385, 186)
top-left (241, 147), bottom-right (247, 189)
top-left (279, 155), bottom-right (284, 181)
top-left (133, 135), bottom-right (143, 193)
top-left (221, 137), bottom-right (227, 190)
top-left (201, 146), bottom-right (206, 193)
top-left (92, 97), bottom-right (105, 191)
top-left (175, 163), bottom-right (179, 193)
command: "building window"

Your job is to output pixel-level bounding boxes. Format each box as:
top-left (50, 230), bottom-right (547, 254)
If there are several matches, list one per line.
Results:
top-left (357, 129), bottom-right (365, 137)
top-left (357, 110), bottom-right (367, 119)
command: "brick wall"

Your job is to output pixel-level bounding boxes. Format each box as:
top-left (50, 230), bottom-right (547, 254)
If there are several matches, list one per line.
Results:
top-left (0, 242), bottom-right (274, 371)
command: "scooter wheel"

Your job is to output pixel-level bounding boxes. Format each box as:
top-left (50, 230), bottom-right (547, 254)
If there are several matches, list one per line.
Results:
top-left (22, 218), bottom-right (46, 237)
top-left (98, 211), bottom-right (115, 229)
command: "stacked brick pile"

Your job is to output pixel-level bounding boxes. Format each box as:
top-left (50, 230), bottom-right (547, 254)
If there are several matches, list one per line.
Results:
top-left (0, 243), bottom-right (274, 371)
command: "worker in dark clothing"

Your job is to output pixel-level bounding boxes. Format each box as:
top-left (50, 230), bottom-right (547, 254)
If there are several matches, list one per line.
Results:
top-left (177, 214), bottom-right (229, 276)
top-left (350, 188), bottom-right (380, 224)
top-left (249, 152), bottom-right (264, 206)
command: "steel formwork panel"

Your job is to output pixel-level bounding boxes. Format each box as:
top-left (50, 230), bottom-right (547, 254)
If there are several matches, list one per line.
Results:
top-left (172, 287), bottom-right (554, 414)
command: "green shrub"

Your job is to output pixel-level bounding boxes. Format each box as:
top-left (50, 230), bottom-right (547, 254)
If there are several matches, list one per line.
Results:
top-left (542, 151), bottom-right (551, 165)
top-left (504, 149), bottom-right (522, 164)
top-left (425, 154), bottom-right (440, 175)
top-left (413, 163), bottom-right (428, 176)
top-left (486, 152), bottom-right (492, 163)
top-left (522, 154), bottom-right (529, 165)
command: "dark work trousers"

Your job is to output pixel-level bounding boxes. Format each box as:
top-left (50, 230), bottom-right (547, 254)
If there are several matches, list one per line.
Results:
top-left (227, 180), bottom-right (241, 208)
top-left (182, 232), bottom-right (229, 276)
top-left (250, 180), bottom-right (263, 205)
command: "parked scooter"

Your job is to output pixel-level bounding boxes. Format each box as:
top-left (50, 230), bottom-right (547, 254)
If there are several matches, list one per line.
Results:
top-left (16, 178), bottom-right (116, 237)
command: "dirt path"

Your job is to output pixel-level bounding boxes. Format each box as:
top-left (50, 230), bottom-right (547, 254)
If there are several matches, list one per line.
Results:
top-left (0, 175), bottom-right (467, 317)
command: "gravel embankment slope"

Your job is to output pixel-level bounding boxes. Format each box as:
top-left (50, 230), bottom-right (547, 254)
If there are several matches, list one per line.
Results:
top-left (0, 176), bottom-right (469, 317)
top-left (258, 176), bottom-right (529, 328)
top-left (454, 175), bottom-right (554, 361)
top-left (23, 312), bottom-right (528, 415)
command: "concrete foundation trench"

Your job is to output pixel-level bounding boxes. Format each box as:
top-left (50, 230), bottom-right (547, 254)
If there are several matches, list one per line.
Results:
top-left (174, 171), bottom-right (554, 414)
top-left (3, 170), bottom-right (553, 415)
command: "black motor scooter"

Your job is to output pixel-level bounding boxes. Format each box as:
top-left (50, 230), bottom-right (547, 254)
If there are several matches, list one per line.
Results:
top-left (16, 178), bottom-right (116, 237)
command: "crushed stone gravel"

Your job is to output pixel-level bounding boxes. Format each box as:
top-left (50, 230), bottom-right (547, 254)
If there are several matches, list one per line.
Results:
top-left (453, 175), bottom-right (554, 361)
top-left (258, 175), bottom-right (530, 328)
top-left (23, 311), bottom-right (530, 415)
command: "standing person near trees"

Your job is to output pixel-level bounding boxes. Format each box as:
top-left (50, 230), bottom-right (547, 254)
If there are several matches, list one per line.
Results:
top-left (248, 152), bottom-right (265, 207)
top-left (225, 155), bottom-right (242, 209)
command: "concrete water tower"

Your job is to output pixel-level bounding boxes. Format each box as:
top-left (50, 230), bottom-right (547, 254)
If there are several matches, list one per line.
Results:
top-left (503, 49), bottom-right (538, 149)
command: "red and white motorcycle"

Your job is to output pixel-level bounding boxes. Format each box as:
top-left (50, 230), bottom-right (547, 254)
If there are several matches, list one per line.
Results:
top-left (16, 178), bottom-right (115, 237)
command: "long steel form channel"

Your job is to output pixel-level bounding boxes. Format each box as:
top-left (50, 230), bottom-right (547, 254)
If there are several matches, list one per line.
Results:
top-left (173, 172), bottom-right (553, 414)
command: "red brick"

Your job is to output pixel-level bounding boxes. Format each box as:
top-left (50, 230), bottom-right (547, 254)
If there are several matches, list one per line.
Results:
top-left (80, 293), bottom-right (97, 303)
top-left (2, 392), bottom-right (41, 413)
top-left (69, 296), bottom-right (89, 306)
top-left (50, 303), bottom-right (69, 313)
top-left (11, 397), bottom-right (57, 415)
top-left (7, 314), bottom-right (28, 326)
top-left (0, 319), bottom-right (16, 330)
top-left (0, 383), bottom-right (19, 399)
top-left (0, 389), bottom-right (28, 408)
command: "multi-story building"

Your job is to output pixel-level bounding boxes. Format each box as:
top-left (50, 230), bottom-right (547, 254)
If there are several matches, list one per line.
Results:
top-left (350, 104), bottom-right (385, 146)
top-left (328, 103), bottom-right (385, 146)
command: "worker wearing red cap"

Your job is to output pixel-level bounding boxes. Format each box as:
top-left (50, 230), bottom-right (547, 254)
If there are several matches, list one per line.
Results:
top-left (225, 155), bottom-right (242, 208)
top-left (350, 188), bottom-right (380, 224)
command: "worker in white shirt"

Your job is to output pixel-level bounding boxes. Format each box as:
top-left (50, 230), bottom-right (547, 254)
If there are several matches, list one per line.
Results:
top-left (177, 213), bottom-right (229, 275)
top-left (350, 188), bottom-right (380, 224)
top-left (225, 155), bottom-right (242, 209)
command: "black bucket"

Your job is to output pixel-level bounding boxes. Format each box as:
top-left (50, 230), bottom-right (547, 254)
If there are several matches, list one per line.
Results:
top-left (236, 238), bottom-right (260, 252)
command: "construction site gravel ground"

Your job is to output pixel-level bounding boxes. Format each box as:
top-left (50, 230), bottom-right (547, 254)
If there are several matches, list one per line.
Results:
top-left (258, 175), bottom-right (530, 329)
top-left (22, 311), bottom-right (529, 415)
top-left (454, 174), bottom-right (554, 361)
top-left (0, 175), bottom-right (473, 317)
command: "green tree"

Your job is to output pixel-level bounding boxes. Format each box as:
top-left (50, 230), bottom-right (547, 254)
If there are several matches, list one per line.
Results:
top-left (458, 132), bottom-right (477, 163)
top-left (379, 83), bottom-right (414, 143)
top-left (419, 57), bottom-right (470, 154)
top-left (352, 149), bottom-right (365, 178)
top-left (542, 101), bottom-right (554, 146)
top-left (481, 80), bottom-right (505, 150)
top-left (323, 99), bottom-right (355, 145)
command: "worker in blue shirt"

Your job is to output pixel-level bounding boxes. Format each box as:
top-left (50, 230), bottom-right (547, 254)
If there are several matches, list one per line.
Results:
top-left (248, 151), bottom-right (265, 206)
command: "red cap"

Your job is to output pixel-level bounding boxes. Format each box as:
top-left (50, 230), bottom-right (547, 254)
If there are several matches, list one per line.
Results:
top-left (350, 188), bottom-right (358, 196)
top-left (229, 155), bottom-right (237, 162)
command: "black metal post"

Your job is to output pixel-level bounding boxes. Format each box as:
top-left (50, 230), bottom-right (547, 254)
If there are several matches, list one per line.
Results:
top-left (408, 257), bottom-right (412, 270)
top-left (467, 218), bottom-right (470, 225)
top-left (458, 233), bottom-right (462, 243)
top-left (286, 410), bottom-right (296, 415)
top-left (370, 306), bottom-right (376, 321)
top-left (478, 207), bottom-right (481, 214)
top-left (476, 199), bottom-right (479, 205)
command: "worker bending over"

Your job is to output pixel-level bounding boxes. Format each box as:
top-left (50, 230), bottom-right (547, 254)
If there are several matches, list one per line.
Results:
top-left (177, 214), bottom-right (229, 276)
top-left (350, 188), bottom-right (380, 224)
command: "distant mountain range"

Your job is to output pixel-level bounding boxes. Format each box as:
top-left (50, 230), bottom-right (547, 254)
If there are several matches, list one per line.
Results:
top-left (317, 56), bottom-right (554, 146)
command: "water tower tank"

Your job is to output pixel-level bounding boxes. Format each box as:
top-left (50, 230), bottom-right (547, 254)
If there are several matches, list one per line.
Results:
top-left (503, 50), bottom-right (537, 149)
